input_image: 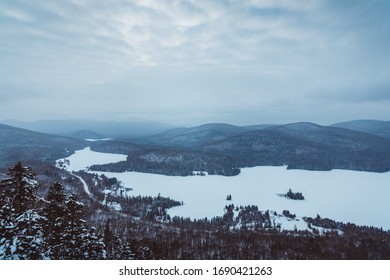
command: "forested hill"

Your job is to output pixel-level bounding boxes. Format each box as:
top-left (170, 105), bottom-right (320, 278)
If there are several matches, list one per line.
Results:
top-left (90, 122), bottom-right (390, 175)
top-left (0, 123), bottom-right (87, 168)
top-left (200, 122), bottom-right (390, 172)
top-left (133, 123), bottom-right (251, 147)
top-left (2, 120), bottom-right (390, 175)
top-left (331, 120), bottom-right (390, 139)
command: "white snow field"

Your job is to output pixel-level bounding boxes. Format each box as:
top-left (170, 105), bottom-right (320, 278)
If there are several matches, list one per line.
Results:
top-left (57, 147), bottom-right (390, 229)
top-left (85, 138), bottom-right (113, 142)
top-left (56, 147), bottom-right (127, 171)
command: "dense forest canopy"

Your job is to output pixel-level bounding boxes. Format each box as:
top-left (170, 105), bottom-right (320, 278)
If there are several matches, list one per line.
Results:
top-left (1, 162), bottom-right (390, 260)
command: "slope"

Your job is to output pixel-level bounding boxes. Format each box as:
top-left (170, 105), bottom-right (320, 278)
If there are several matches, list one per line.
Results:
top-left (0, 123), bottom-right (87, 167)
top-left (200, 122), bottom-right (390, 172)
top-left (136, 123), bottom-right (250, 147)
top-left (330, 119), bottom-right (390, 139)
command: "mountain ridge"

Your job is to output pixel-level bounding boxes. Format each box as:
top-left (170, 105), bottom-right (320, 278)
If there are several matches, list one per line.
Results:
top-left (136, 122), bottom-right (250, 147)
top-left (2, 119), bottom-right (390, 174)
top-left (1, 119), bottom-right (175, 138)
top-left (0, 123), bottom-right (87, 168)
top-left (331, 119), bottom-right (390, 139)
top-left (198, 122), bottom-right (390, 172)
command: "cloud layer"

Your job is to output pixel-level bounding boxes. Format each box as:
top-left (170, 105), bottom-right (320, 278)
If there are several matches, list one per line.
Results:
top-left (1, 0), bottom-right (389, 125)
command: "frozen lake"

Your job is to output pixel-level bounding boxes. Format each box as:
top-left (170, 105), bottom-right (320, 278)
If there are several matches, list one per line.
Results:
top-left (57, 147), bottom-right (390, 229)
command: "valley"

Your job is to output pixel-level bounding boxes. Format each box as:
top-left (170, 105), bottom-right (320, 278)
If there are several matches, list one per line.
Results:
top-left (2, 119), bottom-right (390, 260)
top-left (57, 146), bottom-right (390, 229)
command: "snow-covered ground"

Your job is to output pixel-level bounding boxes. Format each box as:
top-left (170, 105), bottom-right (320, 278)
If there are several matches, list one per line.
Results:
top-left (85, 138), bottom-right (113, 142)
top-left (57, 147), bottom-right (390, 229)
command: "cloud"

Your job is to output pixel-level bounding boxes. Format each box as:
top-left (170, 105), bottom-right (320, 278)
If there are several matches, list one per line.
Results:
top-left (0, 1), bottom-right (354, 74)
top-left (324, 85), bottom-right (390, 104)
top-left (0, 0), bottom-right (389, 124)
top-left (1, 0), bottom-right (323, 71)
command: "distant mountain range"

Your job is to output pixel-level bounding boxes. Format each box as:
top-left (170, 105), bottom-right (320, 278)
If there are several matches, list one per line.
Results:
top-left (136, 119), bottom-right (390, 147)
top-left (330, 120), bottom-right (390, 139)
top-left (91, 121), bottom-right (390, 175)
top-left (135, 123), bottom-right (252, 147)
top-left (200, 122), bottom-right (390, 172)
top-left (64, 130), bottom-right (105, 140)
top-left (1, 119), bottom-right (390, 174)
top-left (0, 119), bottom-right (175, 138)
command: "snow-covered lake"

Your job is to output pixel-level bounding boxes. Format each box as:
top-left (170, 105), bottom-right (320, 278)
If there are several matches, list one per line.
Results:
top-left (57, 147), bottom-right (390, 229)
top-left (57, 147), bottom-right (127, 171)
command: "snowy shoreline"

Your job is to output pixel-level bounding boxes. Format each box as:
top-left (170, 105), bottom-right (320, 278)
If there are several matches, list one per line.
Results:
top-left (56, 147), bottom-right (390, 230)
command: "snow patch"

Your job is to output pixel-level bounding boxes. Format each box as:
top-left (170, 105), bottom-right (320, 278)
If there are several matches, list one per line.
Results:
top-left (85, 138), bottom-right (113, 142)
top-left (102, 200), bottom-right (122, 211)
top-left (270, 212), bottom-right (309, 231)
top-left (192, 171), bottom-right (208, 176)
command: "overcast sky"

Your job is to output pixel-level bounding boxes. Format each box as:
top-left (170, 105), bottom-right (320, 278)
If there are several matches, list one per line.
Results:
top-left (0, 0), bottom-right (389, 126)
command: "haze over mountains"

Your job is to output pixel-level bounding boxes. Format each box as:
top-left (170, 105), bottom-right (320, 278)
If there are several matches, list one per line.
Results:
top-left (331, 120), bottom-right (390, 139)
top-left (135, 123), bottom-right (251, 147)
top-left (1, 119), bottom-right (390, 175)
top-left (0, 123), bottom-right (86, 168)
top-left (1, 119), bottom-right (175, 138)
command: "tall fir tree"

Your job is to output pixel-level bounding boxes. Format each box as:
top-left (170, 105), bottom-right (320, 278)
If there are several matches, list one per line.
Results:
top-left (1, 164), bottom-right (106, 260)
top-left (0, 162), bottom-right (38, 215)
top-left (103, 221), bottom-right (114, 258)
top-left (42, 182), bottom-right (67, 259)
top-left (60, 193), bottom-right (88, 259)
top-left (12, 210), bottom-right (47, 259)
top-left (60, 194), bottom-right (105, 259)
top-left (81, 227), bottom-right (106, 260)
top-left (0, 162), bottom-right (46, 259)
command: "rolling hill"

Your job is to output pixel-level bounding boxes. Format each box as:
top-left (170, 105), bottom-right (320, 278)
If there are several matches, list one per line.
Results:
top-left (330, 120), bottom-right (390, 139)
top-left (1, 119), bottom-right (175, 138)
top-left (3, 119), bottom-right (390, 175)
top-left (0, 123), bottom-right (87, 168)
top-left (200, 122), bottom-right (390, 172)
top-left (135, 123), bottom-right (255, 147)
top-left (65, 130), bottom-right (105, 140)
top-left (90, 121), bottom-right (390, 175)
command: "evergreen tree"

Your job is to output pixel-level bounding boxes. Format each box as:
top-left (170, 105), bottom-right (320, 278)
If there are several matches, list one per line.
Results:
top-left (0, 195), bottom-right (14, 248)
top-left (0, 162), bottom-right (46, 260)
top-left (42, 182), bottom-right (67, 259)
top-left (60, 194), bottom-right (105, 259)
top-left (81, 227), bottom-right (106, 260)
top-left (0, 162), bottom-right (38, 215)
top-left (1, 164), bottom-right (107, 260)
top-left (135, 245), bottom-right (152, 260)
top-left (11, 210), bottom-right (47, 259)
top-left (103, 221), bottom-right (114, 258)
top-left (0, 210), bottom-right (47, 260)
top-left (119, 240), bottom-right (135, 260)
top-left (60, 193), bottom-right (88, 259)
top-left (110, 235), bottom-right (124, 260)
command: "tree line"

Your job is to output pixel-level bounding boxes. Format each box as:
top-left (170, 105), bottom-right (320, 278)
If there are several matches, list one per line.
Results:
top-left (2, 162), bottom-right (390, 260)
top-left (0, 162), bottom-right (135, 259)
